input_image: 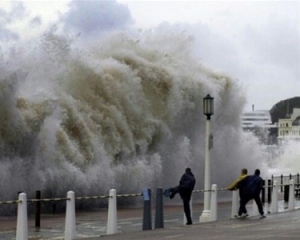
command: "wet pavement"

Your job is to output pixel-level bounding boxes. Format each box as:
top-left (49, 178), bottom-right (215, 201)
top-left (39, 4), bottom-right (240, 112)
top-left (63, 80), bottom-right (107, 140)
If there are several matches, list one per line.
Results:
top-left (0, 199), bottom-right (299, 239)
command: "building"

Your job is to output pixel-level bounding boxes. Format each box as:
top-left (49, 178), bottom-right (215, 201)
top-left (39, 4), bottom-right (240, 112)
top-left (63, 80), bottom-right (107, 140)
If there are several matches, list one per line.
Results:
top-left (241, 106), bottom-right (278, 145)
top-left (242, 110), bottom-right (277, 130)
top-left (277, 108), bottom-right (300, 140)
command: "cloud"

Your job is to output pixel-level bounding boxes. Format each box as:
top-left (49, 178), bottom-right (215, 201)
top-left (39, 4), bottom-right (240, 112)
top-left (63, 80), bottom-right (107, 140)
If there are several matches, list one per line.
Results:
top-left (29, 16), bottom-right (42, 28)
top-left (0, 2), bottom-right (28, 42)
top-left (61, 0), bottom-right (133, 36)
top-left (0, 26), bottom-right (19, 41)
top-left (0, 2), bottom-right (27, 24)
top-left (241, 15), bottom-right (300, 80)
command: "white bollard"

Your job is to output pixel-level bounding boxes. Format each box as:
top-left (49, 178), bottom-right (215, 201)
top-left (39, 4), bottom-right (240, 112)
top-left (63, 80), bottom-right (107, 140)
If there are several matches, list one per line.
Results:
top-left (231, 190), bottom-right (239, 218)
top-left (210, 184), bottom-right (217, 221)
top-left (288, 179), bottom-right (295, 210)
top-left (16, 193), bottom-right (28, 240)
top-left (183, 197), bottom-right (193, 225)
top-left (252, 199), bottom-right (259, 216)
top-left (270, 180), bottom-right (278, 213)
top-left (107, 189), bottom-right (117, 235)
top-left (65, 191), bottom-right (76, 240)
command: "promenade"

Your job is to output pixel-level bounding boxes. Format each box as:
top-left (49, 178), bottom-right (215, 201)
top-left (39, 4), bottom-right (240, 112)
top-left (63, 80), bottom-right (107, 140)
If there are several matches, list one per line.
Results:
top-left (1, 201), bottom-right (300, 239)
top-left (99, 209), bottom-right (300, 240)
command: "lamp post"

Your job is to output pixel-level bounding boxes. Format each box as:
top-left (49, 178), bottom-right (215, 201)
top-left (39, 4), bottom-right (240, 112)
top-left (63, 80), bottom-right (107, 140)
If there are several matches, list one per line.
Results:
top-left (200, 94), bottom-right (214, 223)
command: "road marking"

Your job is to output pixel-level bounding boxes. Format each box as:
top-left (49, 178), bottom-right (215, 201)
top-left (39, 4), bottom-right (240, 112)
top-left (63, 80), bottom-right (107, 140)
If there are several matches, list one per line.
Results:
top-left (118, 221), bottom-right (132, 225)
top-left (164, 219), bottom-right (179, 222)
top-left (165, 234), bottom-right (184, 238)
top-left (132, 223), bottom-right (142, 226)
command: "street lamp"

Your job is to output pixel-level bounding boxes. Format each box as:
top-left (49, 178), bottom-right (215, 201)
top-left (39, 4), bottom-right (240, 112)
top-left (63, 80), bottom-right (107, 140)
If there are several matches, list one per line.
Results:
top-left (200, 94), bottom-right (214, 223)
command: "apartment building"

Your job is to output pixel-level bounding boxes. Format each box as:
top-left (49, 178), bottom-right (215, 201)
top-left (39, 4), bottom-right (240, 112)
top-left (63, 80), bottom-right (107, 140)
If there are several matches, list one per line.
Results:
top-left (278, 108), bottom-right (300, 140)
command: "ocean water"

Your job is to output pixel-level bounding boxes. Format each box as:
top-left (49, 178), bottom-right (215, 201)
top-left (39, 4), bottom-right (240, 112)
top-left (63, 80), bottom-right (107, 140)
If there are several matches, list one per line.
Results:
top-left (0, 30), bottom-right (297, 206)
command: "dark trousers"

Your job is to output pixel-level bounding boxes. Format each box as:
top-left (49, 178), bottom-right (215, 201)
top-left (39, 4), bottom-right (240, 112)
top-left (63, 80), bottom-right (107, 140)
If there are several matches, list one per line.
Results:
top-left (170, 187), bottom-right (193, 223)
top-left (181, 191), bottom-right (192, 224)
top-left (182, 197), bottom-right (192, 223)
top-left (239, 194), bottom-right (264, 216)
top-left (238, 196), bottom-right (249, 215)
top-left (253, 195), bottom-right (264, 215)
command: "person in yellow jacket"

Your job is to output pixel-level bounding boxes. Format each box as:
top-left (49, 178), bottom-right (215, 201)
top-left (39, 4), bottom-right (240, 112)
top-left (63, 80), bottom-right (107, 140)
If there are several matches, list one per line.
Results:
top-left (227, 168), bottom-right (249, 218)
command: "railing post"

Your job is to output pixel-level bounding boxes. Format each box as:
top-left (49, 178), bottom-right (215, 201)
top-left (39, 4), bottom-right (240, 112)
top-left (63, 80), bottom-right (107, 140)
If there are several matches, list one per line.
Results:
top-left (155, 188), bottom-right (164, 229)
top-left (142, 188), bottom-right (152, 231)
top-left (65, 191), bottom-right (76, 240)
top-left (262, 180), bottom-right (265, 203)
top-left (270, 180), bottom-right (278, 213)
top-left (267, 179), bottom-right (272, 203)
top-left (107, 189), bottom-right (117, 235)
top-left (35, 190), bottom-right (41, 228)
top-left (231, 190), bottom-right (239, 218)
top-left (284, 184), bottom-right (289, 202)
top-left (288, 179), bottom-right (295, 210)
top-left (16, 193), bottom-right (28, 240)
top-left (210, 184), bottom-right (217, 221)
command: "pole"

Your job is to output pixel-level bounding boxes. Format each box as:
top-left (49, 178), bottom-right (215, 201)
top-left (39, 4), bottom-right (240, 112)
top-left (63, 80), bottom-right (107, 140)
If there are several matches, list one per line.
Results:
top-left (155, 188), bottom-right (164, 229)
top-left (35, 190), bottom-right (41, 227)
top-left (142, 188), bottom-right (152, 231)
top-left (200, 116), bottom-right (211, 222)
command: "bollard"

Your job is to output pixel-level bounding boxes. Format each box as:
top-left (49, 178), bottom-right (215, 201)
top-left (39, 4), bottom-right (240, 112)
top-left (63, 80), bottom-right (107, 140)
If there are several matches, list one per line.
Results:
top-left (231, 190), bottom-right (239, 218)
top-left (288, 179), bottom-right (295, 210)
top-left (65, 191), bottom-right (76, 240)
top-left (251, 200), bottom-right (259, 216)
top-left (107, 189), bottom-right (117, 235)
top-left (16, 193), bottom-right (28, 240)
top-left (155, 188), bottom-right (164, 229)
top-left (142, 188), bottom-right (152, 231)
top-left (270, 180), bottom-right (278, 213)
top-left (35, 190), bottom-right (41, 228)
top-left (210, 184), bottom-right (217, 221)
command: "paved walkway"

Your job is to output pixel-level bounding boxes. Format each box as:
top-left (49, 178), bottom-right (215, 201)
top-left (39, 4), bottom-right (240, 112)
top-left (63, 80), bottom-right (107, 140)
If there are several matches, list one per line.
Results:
top-left (1, 201), bottom-right (300, 239)
top-left (98, 209), bottom-right (300, 240)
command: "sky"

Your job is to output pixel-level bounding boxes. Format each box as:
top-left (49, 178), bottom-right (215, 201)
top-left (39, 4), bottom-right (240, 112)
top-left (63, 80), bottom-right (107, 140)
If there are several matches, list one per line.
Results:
top-left (0, 0), bottom-right (299, 111)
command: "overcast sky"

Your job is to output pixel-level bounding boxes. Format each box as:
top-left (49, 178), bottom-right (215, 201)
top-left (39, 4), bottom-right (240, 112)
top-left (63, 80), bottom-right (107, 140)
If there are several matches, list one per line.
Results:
top-left (0, 0), bottom-right (299, 111)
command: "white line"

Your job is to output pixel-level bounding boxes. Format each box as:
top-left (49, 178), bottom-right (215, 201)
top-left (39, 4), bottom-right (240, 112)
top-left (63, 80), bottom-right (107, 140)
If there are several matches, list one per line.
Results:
top-left (164, 219), bottom-right (179, 222)
top-left (165, 234), bottom-right (184, 239)
top-left (118, 221), bottom-right (133, 225)
top-left (132, 223), bottom-right (142, 226)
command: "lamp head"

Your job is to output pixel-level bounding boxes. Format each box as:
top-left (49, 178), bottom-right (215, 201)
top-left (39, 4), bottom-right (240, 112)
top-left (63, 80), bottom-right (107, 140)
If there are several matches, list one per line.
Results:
top-left (203, 94), bottom-right (214, 119)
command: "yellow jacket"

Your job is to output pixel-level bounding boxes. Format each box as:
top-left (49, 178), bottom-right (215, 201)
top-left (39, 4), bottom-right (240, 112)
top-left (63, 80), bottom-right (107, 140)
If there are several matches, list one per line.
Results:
top-left (227, 174), bottom-right (247, 190)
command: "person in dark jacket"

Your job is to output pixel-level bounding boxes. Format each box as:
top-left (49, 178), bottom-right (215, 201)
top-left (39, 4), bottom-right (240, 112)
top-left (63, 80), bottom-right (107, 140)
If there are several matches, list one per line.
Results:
top-left (244, 169), bottom-right (266, 218)
top-left (169, 168), bottom-right (196, 225)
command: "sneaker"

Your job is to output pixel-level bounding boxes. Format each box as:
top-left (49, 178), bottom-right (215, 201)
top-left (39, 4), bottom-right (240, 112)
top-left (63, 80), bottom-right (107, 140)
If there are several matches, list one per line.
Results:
top-left (241, 213), bottom-right (249, 218)
top-left (234, 214), bottom-right (241, 218)
top-left (260, 215), bottom-right (266, 219)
